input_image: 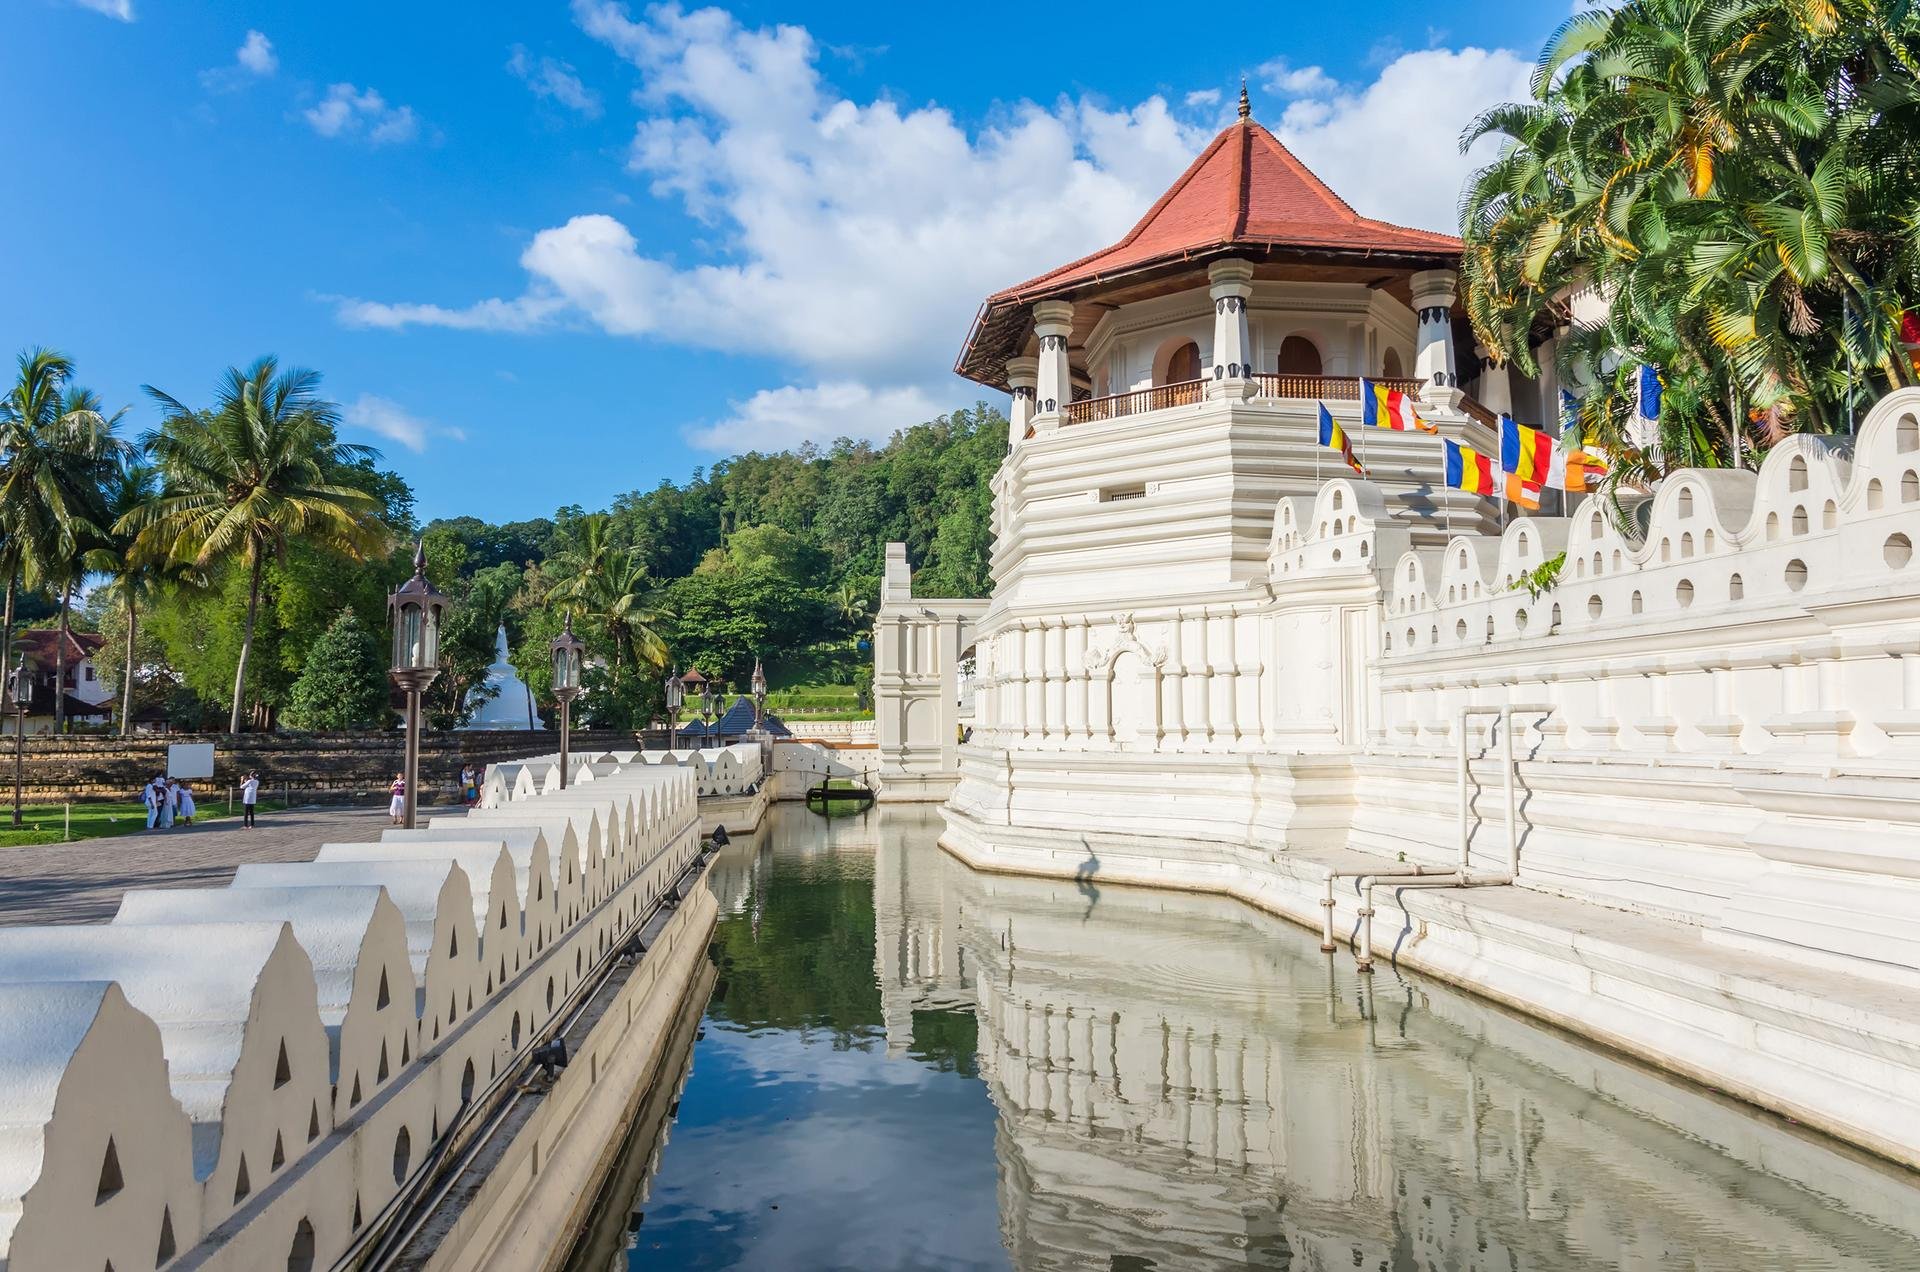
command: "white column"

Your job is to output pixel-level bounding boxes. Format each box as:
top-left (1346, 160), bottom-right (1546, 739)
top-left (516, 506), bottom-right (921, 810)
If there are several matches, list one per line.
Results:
top-left (1223, 610), bottom-right (1243, 746)
top-left (1023, 623), bottom-right (1043, 741)
top-left (1067, 618), bottom-right (1089, 742)
top-left (1166, 616), bottom-right (1187, 746)
top-left (1207, 259), bottom-right (1256, 400)
top-left (1006, 355), bottom-right (1038, 447)
top-left (1002, 628), bottom-right (1021, 740)
top-left (1475, 343), bottom-right (1514, 417)
top-left (1193, 610), bottom-right (1214, 747)
top-left (1032, 300), bottom-right (1074, 432)
top-left (1411, 269), bottom-right (1461, 404)
top-left (1045, 621), bottom-right (1066, 745)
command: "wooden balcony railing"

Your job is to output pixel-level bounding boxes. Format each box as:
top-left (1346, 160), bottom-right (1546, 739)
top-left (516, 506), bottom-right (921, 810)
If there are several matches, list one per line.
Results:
top-left (1064, 378), bottom-right (1204, 424)
top-left (1250, 373), bottom-right (1426, 402)
top-left (1057, 373), bottom-right (1498, 432)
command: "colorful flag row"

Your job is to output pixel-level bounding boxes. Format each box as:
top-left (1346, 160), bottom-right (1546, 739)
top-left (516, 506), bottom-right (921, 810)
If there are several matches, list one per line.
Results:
top-left (1311, 379), bottom-right (1608, 511)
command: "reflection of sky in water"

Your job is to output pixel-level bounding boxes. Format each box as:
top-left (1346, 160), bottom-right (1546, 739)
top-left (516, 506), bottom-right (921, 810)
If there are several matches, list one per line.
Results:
top-left (616, 814), bottom-right (1920, 1272)
top-left (632, 1022), bottom-right (1007, 1270)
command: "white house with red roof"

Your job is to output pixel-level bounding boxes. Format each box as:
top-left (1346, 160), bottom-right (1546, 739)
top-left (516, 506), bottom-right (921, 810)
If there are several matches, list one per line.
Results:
top-left (4, 628), bottom-right (113, 735)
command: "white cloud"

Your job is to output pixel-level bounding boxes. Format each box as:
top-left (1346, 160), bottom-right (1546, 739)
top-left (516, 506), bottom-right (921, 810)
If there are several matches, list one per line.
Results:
top-left (1257, 59), bottom-right (1339, 98)
top-left (202, 29), bottom-right (278, 92)
top-left (236, 31), bottom-right (277, 76)
top-left (1270, 47), bottom-right (1534, 232)
top-left (335, 3), bottom-right (1532, 450)
top-left (334, 292), bottom-right (565, 333)
top-left (1184, 88), bottom-right (1221, 108)
top-left (507, 45), bottom-right (602, 118)
top-left (304, 83), bottom-right (421, 144)
top-left (71, 0), bottom-right (132, 21)
top-left (343, 395), bottom-right (466, 453)
top-left (684, 381), bottom-right (944, 452)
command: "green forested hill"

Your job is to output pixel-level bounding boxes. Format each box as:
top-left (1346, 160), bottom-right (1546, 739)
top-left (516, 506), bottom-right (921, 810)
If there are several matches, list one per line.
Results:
top-left (81, 400), bottom-right (1005, 732)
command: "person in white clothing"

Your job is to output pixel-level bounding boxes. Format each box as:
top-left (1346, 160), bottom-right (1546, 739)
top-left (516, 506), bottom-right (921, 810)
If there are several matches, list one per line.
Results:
top-left (240, 772), bottom-right (260, 828)
top-left (142, 778), bottom-right (161, 830)
top-left (175, 781), bottom-right (196, 826)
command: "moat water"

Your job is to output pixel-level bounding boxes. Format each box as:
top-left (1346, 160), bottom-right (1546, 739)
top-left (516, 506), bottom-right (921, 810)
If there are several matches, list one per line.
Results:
top-left (567, 807), bottom-right (1920, 1271)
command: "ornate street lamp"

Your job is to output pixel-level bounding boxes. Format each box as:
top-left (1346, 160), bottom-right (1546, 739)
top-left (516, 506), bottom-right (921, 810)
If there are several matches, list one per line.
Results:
top-left (664, 668), bottom-right (684, 749)
top-left (5, 654), bottom-right (26, 829)
top-left (551, 613), bottom-right (586, 788)
top-left (388, 543), bottom-right (450, 830)
top-left (701, 679), bottom-right (721, 726)
top-left (750, 658), bottom-right (768, 730)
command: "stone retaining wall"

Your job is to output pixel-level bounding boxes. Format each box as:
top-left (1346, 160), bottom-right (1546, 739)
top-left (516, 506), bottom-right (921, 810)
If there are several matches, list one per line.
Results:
top-left (0, 730), bottom-right (649, 803)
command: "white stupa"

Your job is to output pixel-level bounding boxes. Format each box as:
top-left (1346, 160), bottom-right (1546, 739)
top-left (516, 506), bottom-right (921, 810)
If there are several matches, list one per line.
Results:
top-left (462, 624), bottom-right (544, 731)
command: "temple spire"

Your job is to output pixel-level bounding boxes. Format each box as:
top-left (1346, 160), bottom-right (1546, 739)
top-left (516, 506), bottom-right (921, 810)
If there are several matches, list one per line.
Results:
top-left (1237, 78), bottom-right (1250, 121)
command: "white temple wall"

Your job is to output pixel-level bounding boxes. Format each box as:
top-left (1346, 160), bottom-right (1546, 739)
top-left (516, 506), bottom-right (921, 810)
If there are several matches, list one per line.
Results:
top-left (0, 754), bottom-right (716, 1272)
top-left (958, 391), bottom-right (1920, 958)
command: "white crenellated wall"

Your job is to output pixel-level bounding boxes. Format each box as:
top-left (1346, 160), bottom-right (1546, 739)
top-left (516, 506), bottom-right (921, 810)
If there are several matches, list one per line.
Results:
top-left (0, 746), bottom-right (735, 1272)
top-left (935, 387), bottom-right (1920, 1167)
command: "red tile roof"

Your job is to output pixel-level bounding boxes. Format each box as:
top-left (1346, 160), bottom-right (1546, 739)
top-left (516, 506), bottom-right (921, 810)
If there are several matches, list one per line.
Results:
top-left (955, 113), bottom-right (1462, 389)
top-left (12, 628), bottom-right (105, 668)
top-left (989, 116), bottom-right (1460, 303)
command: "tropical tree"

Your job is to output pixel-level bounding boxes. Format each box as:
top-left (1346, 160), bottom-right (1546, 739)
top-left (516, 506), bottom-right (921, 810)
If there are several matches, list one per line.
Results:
top-left (1459, 0), bottom-right (1920, 482)
top-left (282, 608), bottom-right (389, 731)
top-left (91, 460), bottom-right (172, 734)
top-left (122, 358), bottom-right (389, 732)
top-left (0, 353), bottom-right (129, 730)
top-left (544, 514), bottom-right (669, 685)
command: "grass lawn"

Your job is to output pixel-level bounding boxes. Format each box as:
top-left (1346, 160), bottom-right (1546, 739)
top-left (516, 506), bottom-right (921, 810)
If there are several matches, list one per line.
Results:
top-left (0, 795), bottom-right (276, 849)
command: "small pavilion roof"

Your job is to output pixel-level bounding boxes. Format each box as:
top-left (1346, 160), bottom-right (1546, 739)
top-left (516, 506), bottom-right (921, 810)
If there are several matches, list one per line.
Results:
top-left (955, 106), bottom-right (1463, 390)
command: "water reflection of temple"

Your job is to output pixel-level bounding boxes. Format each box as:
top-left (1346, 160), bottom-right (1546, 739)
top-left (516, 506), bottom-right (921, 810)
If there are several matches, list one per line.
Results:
top-left (868, 808), bottom-right (1920, 1271)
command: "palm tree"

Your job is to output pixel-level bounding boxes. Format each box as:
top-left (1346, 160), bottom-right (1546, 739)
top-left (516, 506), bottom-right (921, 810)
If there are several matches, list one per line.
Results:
top-left (0, 353), bottom-right (128, 730)
top-left (1460, 0), bottom-right (1920, 475)
top-left (92, 460), bottom-right (171, 735)
top-left (544, 515), bottom-right (668, 685)
top-left (122, 358), bottom-right (388, 733)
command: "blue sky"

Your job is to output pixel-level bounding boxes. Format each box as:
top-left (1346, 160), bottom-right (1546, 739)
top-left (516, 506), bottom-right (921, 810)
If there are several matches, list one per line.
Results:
top-left (4, 1), bottom-right (1563, 522)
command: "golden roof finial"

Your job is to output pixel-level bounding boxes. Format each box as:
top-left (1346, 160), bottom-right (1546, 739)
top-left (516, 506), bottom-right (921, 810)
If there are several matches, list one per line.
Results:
top-left (1238, 77), bottom-right (1251, 121)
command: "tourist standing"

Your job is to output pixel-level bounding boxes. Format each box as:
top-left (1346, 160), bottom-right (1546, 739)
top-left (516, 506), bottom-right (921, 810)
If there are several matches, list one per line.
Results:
top-left (176, 780), bottom-right (196, 826)
top-left (155, 778), bottom-right (175, 830)
top-left (459, 763), bottom-right (477, 808)
top-left (388, 772), bottom-right (406, 826)
top-left (240, 770), bottom-right (260, 828)
top-left (142, 777), bottom-right (162, 830)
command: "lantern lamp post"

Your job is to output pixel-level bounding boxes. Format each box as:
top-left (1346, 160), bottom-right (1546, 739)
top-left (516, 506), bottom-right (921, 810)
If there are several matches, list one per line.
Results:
top-left (388, 543), bottom-right (450, 830)
top-left (664, 669), bottom-right (684, 750)
top-left (551, 614), bottom-right (586, 788)
top-left (5, 654), bottom-right (26, 828)
top-left (750, 658), bottom-right (768, 730)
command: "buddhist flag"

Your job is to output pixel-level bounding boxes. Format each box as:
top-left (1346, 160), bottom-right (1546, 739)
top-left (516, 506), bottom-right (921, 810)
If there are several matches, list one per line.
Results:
top-left (1318, 404), bottom-right (1365, 476)
top-left (1501, 414), bottom-right (1607, 493)
top-left (1504, 472), bottom-right (1544, 511)
top-left (1360, 378), bottom-right (1437, 433)
top-left (1444, 438), bottom-right (1497, 495)
top-left (1500, 415), bottom-right (1554, 485)
top-left (1630, 364), bottom-right (1663, 451)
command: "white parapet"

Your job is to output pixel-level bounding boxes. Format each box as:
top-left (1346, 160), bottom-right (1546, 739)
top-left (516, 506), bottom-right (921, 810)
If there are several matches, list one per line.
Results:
top-left (0, 753), bottom-right (706, 1272)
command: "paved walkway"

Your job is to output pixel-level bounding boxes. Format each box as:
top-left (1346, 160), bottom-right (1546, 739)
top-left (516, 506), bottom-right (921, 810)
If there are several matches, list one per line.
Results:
top-left (0, 806), bottom-right (398, 927)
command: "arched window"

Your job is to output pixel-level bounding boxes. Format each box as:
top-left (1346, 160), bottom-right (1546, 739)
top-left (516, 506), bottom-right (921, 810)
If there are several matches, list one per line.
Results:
top-left (1381, 347), bottom-right (1404, 379)
top-left (1165, 341), bottom-right (1201, 384)
top-left (1277, 336), bottom-right (1322, 377)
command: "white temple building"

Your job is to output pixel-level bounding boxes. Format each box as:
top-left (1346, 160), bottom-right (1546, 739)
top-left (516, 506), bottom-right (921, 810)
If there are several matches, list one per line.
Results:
top-left (461, 624), bottom-right (543, 731)
top-left (876, 97), bottom-right (1920, 1170)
